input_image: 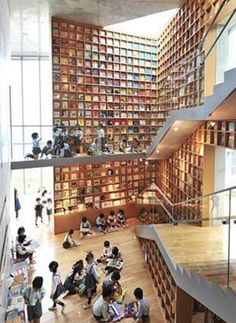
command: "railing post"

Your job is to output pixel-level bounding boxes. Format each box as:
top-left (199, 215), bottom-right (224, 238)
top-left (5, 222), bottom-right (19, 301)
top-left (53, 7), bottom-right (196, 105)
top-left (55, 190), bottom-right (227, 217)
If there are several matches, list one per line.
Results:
top-left (227, 189), bottom-right (232, 287)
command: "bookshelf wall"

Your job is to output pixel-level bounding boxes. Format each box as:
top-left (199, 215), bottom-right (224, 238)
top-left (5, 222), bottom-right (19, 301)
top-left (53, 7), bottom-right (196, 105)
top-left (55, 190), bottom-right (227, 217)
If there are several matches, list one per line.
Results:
top-left (157, 0), bottom-right (223, 114)
top-left (139, 237), bottom-right (226, 323)
top-left (159, 126), bottom-right (204, 220)
top-left (52, 18), bottom-right (161, 152)
top-left (204, 120), bottom-right (236, 149)
top-left (54, 159), bottom-right (158, 216)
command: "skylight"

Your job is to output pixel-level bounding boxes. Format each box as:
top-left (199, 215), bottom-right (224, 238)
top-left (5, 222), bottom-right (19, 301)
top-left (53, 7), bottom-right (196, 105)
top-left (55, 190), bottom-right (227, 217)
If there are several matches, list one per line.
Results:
top-left (104, 8), bottom-right (179, 38)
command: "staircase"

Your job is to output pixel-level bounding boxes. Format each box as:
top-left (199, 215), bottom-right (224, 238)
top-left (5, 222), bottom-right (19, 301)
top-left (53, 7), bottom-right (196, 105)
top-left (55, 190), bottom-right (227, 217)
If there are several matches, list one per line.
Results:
top-left (146, 67), bottom-right (236, 160)
top-left (136, 224), bottom-right (236, 323)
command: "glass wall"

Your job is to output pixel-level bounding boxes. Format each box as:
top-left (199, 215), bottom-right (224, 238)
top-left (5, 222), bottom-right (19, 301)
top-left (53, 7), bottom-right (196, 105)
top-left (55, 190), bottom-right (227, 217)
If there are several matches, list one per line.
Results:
top-left (10, 57), bottom-right (52, 160)
top-left (216, 15), bottom-right (236, 84)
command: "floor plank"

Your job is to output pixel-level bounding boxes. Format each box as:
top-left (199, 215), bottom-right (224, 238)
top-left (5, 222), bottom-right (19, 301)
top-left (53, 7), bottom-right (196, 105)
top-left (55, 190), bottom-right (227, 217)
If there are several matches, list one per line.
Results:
top-left (11, 214), bottom-right (164, 322)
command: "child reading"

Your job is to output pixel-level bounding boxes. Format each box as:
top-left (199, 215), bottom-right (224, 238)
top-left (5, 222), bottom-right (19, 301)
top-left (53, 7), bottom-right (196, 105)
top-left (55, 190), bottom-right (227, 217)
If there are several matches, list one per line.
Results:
top-left (117, 209), bottom-right (128, 228)
top-left (92, 286), bottom-right (113, 321)
top-left (97, 240), bottom-right (112, 264)
top-left (133, 288), bottom-right (150, 323)
top-left (107, 211), bottom-right (118, 232)
top-left (80, 217), bottom-right (94, 238)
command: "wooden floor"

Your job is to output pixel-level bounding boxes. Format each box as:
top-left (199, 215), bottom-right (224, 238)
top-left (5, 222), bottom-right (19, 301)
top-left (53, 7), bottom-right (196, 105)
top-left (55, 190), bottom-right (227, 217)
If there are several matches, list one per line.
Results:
top-left (11, 212), bottom-right (164, 323)
top-left (156, 223), bottom-right (236, 289)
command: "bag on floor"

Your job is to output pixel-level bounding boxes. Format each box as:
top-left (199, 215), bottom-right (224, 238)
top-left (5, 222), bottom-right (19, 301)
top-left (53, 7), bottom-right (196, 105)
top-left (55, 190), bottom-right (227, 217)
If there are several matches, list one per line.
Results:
top-left (62, 240), bottom-right (71, 249)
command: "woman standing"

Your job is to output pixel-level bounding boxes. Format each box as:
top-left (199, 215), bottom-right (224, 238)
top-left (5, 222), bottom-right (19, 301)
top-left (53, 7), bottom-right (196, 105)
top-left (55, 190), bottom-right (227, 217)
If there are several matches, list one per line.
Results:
top-left (14, 188), bottom-right (21, 219)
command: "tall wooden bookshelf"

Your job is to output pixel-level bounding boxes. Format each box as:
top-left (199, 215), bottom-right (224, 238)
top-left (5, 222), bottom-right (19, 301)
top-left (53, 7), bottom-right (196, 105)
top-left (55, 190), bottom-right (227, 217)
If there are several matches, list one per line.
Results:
top-left (204, 120), bottom-right (236, 149)
top-left (139, 237), bottom-right (226, 323)
top-left (52, 18), bottom-right (161, 152)
top-left (54, 159), bottom-right (158, 215)
top-left (157, 0), bottom-right (223, 115)
top-left (159, 126), bottom-right (204, 220)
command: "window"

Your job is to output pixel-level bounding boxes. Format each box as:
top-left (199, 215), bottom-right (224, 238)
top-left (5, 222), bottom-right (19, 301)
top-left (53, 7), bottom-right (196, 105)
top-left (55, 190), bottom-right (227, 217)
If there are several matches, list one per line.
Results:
top-left (10, 57), bottom-right (52, 160)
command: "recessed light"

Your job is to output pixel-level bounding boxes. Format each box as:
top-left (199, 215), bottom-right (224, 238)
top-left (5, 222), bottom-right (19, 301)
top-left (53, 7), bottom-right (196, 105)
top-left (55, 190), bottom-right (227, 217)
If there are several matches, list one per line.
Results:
top-left (156, 149), bottom-right (160, 153)
top-left (173, 127), bottom-right (178, 131)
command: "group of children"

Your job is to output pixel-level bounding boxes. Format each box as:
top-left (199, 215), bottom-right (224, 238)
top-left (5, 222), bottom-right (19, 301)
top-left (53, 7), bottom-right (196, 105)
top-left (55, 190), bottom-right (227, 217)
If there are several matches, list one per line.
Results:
top-left (95, 210), bottom-right (128, 233)
top-left (34, 189), bottom-right (53, 226)
top-left (62, 211), bottom-right (128, 250)
top-left (24, 126), bottom-right (145, 161)
top-left (24, 129), bottom-right (75, 160)
top-left (23, 238), bottom-right (150, 323)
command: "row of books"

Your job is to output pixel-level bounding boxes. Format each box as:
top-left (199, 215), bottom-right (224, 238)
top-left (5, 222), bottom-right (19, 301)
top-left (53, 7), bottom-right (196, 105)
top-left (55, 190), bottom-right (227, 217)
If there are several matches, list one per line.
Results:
top-left (52, 21), bottom-right (157, 43)
top-left (53, 50), bottom-right (157, 61)
top-left (53, 102), bottom-right (158, 111)
top-left (53, 93), bottom-right (156, 102)
top-left (54, 85), bottom-right (156, 96)
top-left (53, 74), bottom-right (157, 87)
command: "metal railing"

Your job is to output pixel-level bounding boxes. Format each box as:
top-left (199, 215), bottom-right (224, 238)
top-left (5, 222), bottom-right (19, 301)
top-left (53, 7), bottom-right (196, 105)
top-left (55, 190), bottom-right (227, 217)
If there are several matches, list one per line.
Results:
top-left (141, 183), bottom-right (236, 290)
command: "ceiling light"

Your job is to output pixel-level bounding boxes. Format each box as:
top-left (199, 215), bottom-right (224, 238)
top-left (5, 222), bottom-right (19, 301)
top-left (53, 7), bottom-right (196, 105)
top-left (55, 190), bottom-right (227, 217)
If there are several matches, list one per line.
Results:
top-left (156, 149), bottom-right (160, 153)
top-left (210, 121), bottom-right (216, 127)
top-left (173, 127), bottom-right (178, 131)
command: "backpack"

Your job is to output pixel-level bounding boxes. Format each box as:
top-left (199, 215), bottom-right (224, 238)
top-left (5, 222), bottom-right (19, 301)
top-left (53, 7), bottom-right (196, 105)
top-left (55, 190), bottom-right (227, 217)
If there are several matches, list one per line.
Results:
top-left (62, 234), bottom-right (71, 249)
top-left (85, 264), bottom-right (97, 289)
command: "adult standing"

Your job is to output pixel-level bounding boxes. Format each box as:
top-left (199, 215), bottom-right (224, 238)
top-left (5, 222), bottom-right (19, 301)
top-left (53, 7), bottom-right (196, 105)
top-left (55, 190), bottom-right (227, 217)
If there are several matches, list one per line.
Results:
top-left (96, 124), bottom-right (105, 155)
top-left (74, 126), bottom-right (83, 154)
top-left (14, 188), bottom-right (21, 219)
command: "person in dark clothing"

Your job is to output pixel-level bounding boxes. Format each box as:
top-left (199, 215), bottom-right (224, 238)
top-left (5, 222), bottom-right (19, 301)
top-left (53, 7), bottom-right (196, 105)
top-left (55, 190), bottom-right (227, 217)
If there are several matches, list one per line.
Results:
top-left (14, 188), bottom-right (21, 219)
top-left (41, 140), bottom-right (53, 159)
top-left (35, 198), bottom-right (44, 227)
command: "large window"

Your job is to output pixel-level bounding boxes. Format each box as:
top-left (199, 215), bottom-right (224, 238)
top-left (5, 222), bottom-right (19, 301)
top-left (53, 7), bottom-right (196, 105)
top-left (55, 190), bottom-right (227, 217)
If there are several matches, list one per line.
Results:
top-left (10, 57), bottom-right (52, 160)
top-left (216, 16), bottom-right (236, 84)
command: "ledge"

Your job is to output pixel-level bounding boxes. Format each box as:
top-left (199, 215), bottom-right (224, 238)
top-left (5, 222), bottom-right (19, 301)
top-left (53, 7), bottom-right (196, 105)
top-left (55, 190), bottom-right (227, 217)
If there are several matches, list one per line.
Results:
top-left (11, 152), bottom-right (146, 169)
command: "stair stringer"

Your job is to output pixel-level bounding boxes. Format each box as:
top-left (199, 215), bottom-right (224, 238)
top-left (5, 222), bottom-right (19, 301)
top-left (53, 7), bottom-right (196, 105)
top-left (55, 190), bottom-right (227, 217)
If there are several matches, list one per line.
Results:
top-left (136, 224), bottom-right (236, 323)
top-left (146, 67), bottom-right (236, 159)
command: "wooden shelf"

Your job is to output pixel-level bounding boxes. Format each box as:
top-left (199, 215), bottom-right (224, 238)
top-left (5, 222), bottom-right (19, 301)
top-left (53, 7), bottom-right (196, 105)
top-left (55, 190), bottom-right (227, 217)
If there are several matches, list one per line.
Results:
top-left (52, 17), bottom-right (160, 152)
top-left (156, 0), bottom-right (223, 114)
top-left (54, 159), bottom-right (158, 214)
top-left (159, 126), bottom-right (204, 220)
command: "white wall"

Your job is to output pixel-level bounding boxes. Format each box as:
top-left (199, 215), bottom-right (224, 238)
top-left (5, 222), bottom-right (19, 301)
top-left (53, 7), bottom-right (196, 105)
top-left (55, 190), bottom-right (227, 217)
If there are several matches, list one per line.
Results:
top-left (0, 0), bottom-right (11, 320)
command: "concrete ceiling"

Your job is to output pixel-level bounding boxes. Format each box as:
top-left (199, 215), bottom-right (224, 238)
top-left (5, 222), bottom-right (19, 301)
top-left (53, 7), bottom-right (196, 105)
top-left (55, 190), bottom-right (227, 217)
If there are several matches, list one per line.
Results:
top-left (149, 120), bottom-right (202, 160)
top-left (210, 90), bottom-right (236, 120)
top-left (9, 0), bottom-right (180, 55)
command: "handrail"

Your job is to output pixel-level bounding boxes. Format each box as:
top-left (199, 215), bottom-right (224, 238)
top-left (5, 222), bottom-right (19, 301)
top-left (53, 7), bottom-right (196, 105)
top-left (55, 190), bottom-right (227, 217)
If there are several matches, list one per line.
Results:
top-left (198, 0), bottom-right (230, 52)
top-left (155, 196), bottom-right (177, 223)
top-left (153, 183), bottom-right (236, 208)
top-left (146, 0), bottom-right (229, 121)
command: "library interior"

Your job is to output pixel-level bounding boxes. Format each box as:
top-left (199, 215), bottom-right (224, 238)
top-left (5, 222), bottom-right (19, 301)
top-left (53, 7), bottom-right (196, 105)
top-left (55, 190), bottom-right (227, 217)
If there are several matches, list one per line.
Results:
top-left (1, 0), bottom-right (236, 322)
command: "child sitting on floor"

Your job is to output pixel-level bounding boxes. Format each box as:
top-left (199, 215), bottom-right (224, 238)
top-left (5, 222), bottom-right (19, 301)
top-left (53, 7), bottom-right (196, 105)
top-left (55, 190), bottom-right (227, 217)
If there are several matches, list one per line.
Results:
top-left (107, 211), bottom-right (118, 232)
top-left (103, 271), bottom-right (127, 304)
top-left (92, 285), bottom-right (113, 321)
top-left (63, 229), bottom-right (80, 249)
top-left (80, 217), bottom-right (94, 238)
top-left (139, 208), bottom-right (148, 224)
top-left (117, 209), bottom-right (128, 228)
top-left (105, 246), bottom-right (123, 275)
top-left (133, 288), bottom-right (150, 323)
top-left (96, 213), bottom-right (108, 233)
top-left (97, 241), bottom-right (113, 264)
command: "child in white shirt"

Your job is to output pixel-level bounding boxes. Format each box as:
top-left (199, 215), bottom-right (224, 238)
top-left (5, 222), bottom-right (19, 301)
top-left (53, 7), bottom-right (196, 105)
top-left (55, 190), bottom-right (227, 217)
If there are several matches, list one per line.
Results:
top-left (22, 276), bottom-right (46, 323)
top-left (48, 261), bottom-right (66, 312)
top-left (97, 240), bottom-right (113, 264)
top-left (117, 209), bottom-right (128, 228)
top-left (83, 252), bottom-right (99, 309)
top-left (107, 211), bottom-right (118, 232)
top-left (133, 288), bottom-right (150, 323)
